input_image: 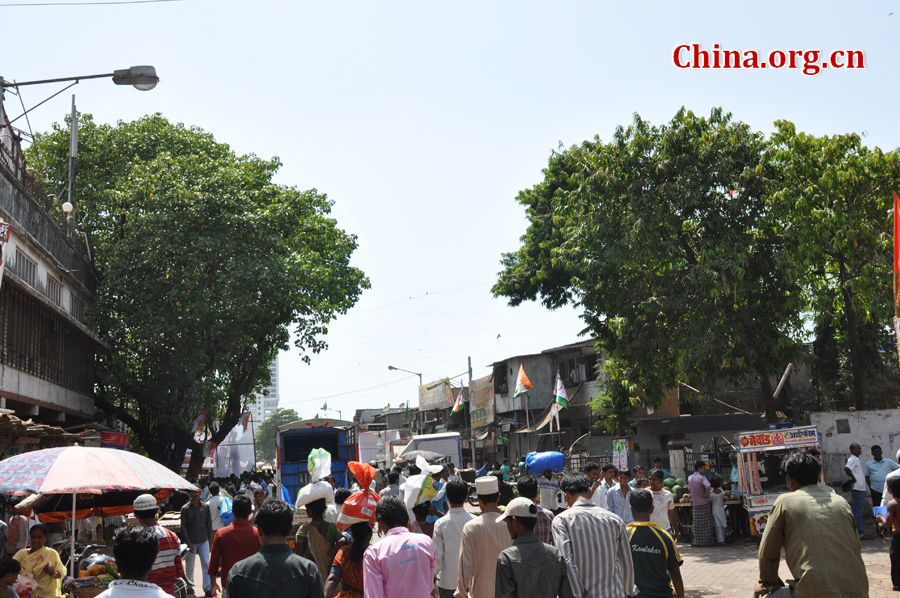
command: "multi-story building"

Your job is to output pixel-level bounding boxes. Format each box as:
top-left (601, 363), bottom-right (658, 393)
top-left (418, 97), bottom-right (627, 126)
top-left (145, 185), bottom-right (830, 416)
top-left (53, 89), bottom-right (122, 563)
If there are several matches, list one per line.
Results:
top-left (251, 357), bottom-right (279, 424)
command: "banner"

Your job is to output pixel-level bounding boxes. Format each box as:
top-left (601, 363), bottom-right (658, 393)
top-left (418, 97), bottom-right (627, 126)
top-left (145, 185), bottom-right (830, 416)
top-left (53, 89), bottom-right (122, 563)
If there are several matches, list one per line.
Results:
top-left (469, 374), bottom-right (495, 428)
top-left (737, 425), bottom-right (819, 452)
top-left (100, 432), bottom-right (131, 450)
top-left (419, 379), bottom-right (454, 410)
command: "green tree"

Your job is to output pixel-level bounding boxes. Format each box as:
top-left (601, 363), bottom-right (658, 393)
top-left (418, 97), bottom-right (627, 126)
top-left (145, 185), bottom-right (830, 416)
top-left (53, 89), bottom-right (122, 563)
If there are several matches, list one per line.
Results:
top-left (28, 114), bottom-right (369, 473)
top-left (494, 108), bottom-right (804, 422)
top-left (254, 408), bottom-right (301, 463)
top-left (769, 123), bottom-right (900, 411)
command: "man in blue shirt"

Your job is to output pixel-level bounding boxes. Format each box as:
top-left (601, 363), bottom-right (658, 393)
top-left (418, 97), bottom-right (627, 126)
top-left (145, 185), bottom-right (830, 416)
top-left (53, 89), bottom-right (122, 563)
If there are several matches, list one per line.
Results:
top-left (865, 445), bottom-right (900, 507)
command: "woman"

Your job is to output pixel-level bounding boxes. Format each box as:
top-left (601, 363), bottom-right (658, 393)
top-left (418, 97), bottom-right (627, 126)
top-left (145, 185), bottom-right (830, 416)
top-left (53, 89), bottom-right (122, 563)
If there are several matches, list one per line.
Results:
top-left (323, 522), bottom-right (372, 598)
top-left (12, 524), bottom-right (66, 598)
top-left (295, 498), bottom-right (341, 581)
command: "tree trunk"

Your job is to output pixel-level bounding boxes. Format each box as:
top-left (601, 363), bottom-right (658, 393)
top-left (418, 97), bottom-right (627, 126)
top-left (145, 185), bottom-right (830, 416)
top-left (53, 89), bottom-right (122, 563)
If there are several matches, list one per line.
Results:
top-left (838, 257), bottom-right (865, 411)
top-left (755, 360), bottom-right (779, 423)
top-left (186, 439), bottom-right (206, 480)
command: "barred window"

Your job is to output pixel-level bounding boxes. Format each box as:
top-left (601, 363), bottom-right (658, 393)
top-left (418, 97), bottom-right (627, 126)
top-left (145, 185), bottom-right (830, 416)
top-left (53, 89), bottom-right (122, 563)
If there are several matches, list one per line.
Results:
top-left (16, 249), bottom-right (35, 287)
top-left (71, 296), bottom-right (85, 322)
top-left (46, 275), bottom-right (61, 306)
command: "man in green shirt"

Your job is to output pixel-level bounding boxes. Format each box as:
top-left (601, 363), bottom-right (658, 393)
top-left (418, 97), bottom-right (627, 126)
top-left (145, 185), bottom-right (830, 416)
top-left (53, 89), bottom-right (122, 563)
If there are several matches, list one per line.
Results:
top-left (755, 451), bottom-right (869, 598)
top-left (626, 489), bottom-right (684, 598)
top-left (500, 459), bottom-right (512, 482)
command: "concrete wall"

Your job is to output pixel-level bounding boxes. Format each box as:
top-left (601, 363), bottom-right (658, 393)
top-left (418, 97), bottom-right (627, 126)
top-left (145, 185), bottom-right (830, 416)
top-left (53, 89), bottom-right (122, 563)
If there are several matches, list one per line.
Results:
top-left (810, 409), bottom-right (900, 484)
top-left (0, 364), bottom-right (93, 419)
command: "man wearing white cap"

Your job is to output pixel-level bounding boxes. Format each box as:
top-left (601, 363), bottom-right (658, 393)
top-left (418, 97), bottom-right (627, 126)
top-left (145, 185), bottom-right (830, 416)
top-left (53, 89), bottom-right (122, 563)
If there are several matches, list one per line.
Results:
top-left (133, 494), bottom-right (185, 597)
top-left (495, 497), bottom-right (574, 598)
top-left (454, 476), bottom-right (512, 598)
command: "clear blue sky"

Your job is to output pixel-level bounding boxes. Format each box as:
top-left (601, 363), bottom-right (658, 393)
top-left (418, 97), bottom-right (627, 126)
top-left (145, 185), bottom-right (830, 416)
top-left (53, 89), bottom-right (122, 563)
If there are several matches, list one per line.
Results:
top-left (3, 0), bottom-right (897, 419)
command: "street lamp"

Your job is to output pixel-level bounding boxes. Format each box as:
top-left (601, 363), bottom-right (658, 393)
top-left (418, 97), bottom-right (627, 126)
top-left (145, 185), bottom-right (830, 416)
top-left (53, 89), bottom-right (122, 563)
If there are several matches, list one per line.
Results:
top-left (387, 365), bottom-right (422, 386)
top-left (0, 66), bottom-right (159, 91)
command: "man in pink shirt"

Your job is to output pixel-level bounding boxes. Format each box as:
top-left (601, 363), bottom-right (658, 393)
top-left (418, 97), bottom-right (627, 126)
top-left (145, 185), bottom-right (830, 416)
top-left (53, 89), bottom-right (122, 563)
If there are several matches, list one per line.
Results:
top-left (688, 460), bottom-right (715, 547)
top-left (364, 494), bottom-right (435, 598)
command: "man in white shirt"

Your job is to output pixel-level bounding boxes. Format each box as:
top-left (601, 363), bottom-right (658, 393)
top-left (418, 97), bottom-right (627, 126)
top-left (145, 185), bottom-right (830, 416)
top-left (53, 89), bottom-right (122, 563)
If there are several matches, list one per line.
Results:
top-left (844, 443), bottom-right (871, 540)
top-left (208, 482), bottom-right (225, 532)
top-left (98, 525), bottom-right (176, 598)
top-left (584, 463), bottom-right (607, 510)
top-left (432, 480), bottom-right (474, 598)
top-left (539, 471), bottom-right (564, 514)
top-left (447, 463), bottom-right (460, 482)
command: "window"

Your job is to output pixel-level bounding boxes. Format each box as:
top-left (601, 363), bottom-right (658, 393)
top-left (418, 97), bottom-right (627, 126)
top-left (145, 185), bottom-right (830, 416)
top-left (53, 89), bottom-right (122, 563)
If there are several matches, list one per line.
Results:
top-left (71, 296), bottom-right (85, 322)
top-left (46, 275), bottom-right (62, 306)
top-left (16, 250), bottom-right (35, 287)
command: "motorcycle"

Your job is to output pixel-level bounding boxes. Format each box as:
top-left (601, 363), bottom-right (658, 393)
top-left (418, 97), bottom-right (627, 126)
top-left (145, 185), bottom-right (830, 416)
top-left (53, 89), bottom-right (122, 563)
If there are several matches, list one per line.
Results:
top-left (173, 543), bottom-right (191, 598)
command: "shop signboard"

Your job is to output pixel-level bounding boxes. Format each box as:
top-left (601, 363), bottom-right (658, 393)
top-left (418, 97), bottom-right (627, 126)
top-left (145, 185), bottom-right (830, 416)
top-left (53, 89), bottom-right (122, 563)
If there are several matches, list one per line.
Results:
top-left (746, 494), bottom-right (781, 509)
top-left (419, 379), bottom-right (454, 410)
top-left (469, 374), bottom-right (495, 429)
top-left (737, 426), bottom-right (819, 452)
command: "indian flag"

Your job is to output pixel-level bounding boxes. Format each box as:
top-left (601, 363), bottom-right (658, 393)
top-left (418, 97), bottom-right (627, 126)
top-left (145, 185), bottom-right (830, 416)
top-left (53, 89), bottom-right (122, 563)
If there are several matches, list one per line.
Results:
top-left (513, 363), bottom-right (533, 397)
top-left (554, 370), bottom-right (569, 409)
top-left (451, 387), bottom-right (465, 414)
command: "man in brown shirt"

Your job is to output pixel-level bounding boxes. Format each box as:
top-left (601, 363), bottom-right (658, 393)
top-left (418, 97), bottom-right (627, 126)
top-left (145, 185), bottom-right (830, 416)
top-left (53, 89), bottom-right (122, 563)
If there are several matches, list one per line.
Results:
top-left (755, 450), bottom-right (869, 598)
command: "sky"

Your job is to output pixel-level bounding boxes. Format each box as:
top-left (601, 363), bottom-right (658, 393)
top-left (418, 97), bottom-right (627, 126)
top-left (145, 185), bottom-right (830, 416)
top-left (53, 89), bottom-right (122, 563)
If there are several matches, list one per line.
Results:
top-left (2, 1), bottom-right (899, 421)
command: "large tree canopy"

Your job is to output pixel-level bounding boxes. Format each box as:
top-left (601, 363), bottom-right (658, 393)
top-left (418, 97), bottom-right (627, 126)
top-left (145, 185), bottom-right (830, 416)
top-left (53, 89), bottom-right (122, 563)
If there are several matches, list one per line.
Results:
top-left (254, 408), bottom-right (301, 463)
top-left (495, 108), bottom-right (805, 424)
top-left (28, 114), bottom-right (369, 472)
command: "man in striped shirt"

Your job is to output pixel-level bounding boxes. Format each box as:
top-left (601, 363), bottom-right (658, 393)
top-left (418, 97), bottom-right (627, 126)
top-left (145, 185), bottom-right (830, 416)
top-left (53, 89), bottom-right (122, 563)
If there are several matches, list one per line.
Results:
top-left (552, 472), bottom-right (634, 598)
top-left (133, 494), bottom-right (185, 597)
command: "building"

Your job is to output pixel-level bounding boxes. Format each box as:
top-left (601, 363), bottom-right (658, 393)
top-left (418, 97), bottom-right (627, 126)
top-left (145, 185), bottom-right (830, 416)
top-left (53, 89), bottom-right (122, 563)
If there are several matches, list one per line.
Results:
top-left (251, 357), bottom-right (279, 424)
top-left (0, 95), bottom-right (100, 427)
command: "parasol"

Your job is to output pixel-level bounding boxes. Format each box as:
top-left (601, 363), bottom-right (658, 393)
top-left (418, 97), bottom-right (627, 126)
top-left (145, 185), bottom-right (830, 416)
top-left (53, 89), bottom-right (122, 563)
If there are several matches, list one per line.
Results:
top-left (394, 449), bottom-right (445, 463)
top-left (0, 445), bottom-right (197, 574)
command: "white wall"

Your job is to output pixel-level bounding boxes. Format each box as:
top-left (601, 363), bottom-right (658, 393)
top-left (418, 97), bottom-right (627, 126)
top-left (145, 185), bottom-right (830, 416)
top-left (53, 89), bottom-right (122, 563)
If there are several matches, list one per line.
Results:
top-left (810, 409), bottom-right (900, 484)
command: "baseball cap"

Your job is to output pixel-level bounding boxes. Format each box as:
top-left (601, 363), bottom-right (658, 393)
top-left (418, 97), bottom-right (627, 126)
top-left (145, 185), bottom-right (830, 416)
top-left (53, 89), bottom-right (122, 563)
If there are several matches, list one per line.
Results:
top-left (133, 494), bottom-right (158, 512)
top-left (497, 497), bottom-right (539, 522)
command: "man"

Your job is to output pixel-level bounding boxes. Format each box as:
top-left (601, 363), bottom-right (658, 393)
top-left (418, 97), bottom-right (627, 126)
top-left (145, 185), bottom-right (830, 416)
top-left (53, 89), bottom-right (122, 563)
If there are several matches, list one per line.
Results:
top-left (755, 450), bottom-right (869, 598)
top-left (495, 497), bottom-right (574, 598)
top-left (364, 494), bottom-right (434, 598)
top-left (447, 463), bottom-right (460, 482)
top-left (687, 461), bottom-right (714, 547)
top-left (200, 480), bottom-right (211, 503)
top-left (500, 459), bottom-right (512, 482)
top-left (807, 449), bottom-right (835, 493)
top-left (518, 458), bottom-right (526, 475)
top-left (654, 458), bottom-right (673, 480)
top-left (5, 500), bottom-right (27, 554)
top-left (844, 443), bottom-right (871, 540)
top-left (97, 525), bottom-right (173, 598)
top-left (538, 470), bottom-right (564, 514)
top-left (626, 489), bottom-right (684, 598)
top-left (432, 480), bottom-right (474, 598)
top-left (226, 499), bottom-right (323, 597)
top-left (584, 463), bottom-right (607, 510)
top-left (630, 467), bottom-right (644, 490)
top-left (181, 487), bottom-right (214, 595)
top-left (607, 469), bottom-right (634, 525)
top-left (647, 470), bottom-right (679, 541)
top-left (208, 482), bottom-right (225, 534)
top-left (240, 473), bottom-right (259, 500)
top-left (208, 495), bottom-right (259, 598)
top-left (133, 494), bottom-right (184, 596)
top-left (516, 475), bottom-right (554, 545)
top-left (455, 476), bottom-right (513, 598)
top-left (866, 444), bottom-right (900, 508)
top-left (552, 472), bottom-right (634, 598)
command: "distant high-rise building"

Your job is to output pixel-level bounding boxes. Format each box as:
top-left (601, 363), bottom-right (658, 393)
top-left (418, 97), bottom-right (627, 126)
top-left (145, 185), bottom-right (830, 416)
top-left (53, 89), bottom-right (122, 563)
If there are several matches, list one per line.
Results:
top-left (252, 357), bottom-right (279, 424)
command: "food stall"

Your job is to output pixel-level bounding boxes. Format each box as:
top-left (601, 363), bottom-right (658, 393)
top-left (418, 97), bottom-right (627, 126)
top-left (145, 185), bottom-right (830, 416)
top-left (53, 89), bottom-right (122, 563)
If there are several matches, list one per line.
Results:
top-left (734, 425), bottom-right (820, 536)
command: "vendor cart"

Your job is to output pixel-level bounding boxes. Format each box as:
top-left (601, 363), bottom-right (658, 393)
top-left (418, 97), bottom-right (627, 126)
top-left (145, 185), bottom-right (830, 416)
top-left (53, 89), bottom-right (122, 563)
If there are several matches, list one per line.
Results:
top-left (734, 425), bottom-right (820, 536)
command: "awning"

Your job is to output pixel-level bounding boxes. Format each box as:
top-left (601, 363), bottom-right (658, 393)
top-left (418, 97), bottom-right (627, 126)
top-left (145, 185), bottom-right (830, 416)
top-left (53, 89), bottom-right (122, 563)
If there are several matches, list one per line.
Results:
top-left (475, 429), bottom-right (491, 441)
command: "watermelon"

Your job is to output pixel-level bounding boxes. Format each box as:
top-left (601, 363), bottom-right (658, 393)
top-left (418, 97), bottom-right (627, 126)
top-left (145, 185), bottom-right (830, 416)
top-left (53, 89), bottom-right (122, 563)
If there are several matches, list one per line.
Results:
top-left (675, 477), bottom-right (686, 487)
top-left (662, 478), bottom-right (676, 489)
top-left (671, 485), bottom-right (682, 496)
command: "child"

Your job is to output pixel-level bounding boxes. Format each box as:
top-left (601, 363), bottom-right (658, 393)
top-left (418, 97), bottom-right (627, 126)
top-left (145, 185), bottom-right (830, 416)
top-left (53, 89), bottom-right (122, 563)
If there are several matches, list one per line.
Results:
top-left (710, 477), bottom-right (727, 546)
top-left (875, 476), bottom-right (900, 591)
top-left (636, 477), bottom-right (650, 489)
top-left (627, 489), bottom-right (684, 598)
top-left (0, 558), bottom-right (20, 598)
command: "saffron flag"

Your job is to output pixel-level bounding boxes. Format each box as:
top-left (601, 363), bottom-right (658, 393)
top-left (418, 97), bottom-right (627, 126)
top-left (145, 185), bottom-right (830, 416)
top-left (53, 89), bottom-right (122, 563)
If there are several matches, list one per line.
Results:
top-left (451, 387), bottom-right (465, 414)
top-left (554, 370), bottom-right (569, 409)
top-left (189, 410), bottom-right (207, 434)
top-left (240, 412), bottom-right (251, 432)
top-left (513, 363), bottom-right (533, 397)
top-left (894, 192), bottom-right (900, 305)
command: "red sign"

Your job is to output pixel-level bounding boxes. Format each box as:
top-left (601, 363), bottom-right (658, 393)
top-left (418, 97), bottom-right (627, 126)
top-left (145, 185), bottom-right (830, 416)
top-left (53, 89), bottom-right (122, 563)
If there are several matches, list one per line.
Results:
top-left (100, 432), bottom-right (131, 449)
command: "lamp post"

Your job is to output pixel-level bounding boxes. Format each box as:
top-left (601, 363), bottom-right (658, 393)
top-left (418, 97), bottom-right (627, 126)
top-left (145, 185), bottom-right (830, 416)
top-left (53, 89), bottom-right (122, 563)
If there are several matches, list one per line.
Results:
top-left (0, 66), bottom-right (158, 238)
top-left (387, 365), bottom-right (422, 386)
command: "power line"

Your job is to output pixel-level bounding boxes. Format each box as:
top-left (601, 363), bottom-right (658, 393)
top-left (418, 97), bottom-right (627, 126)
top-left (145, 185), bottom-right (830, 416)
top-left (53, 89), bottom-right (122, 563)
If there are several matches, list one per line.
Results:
top-left (0, 0), bottom-right (185, 6)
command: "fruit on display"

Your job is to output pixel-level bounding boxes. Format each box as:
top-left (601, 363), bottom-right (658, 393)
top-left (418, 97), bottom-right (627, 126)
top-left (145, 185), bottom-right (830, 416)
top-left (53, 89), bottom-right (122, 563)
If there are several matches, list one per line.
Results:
top-left (675, 478), bottom-right (686, 487)
top-left (93, 574), bottom-right (115, 588)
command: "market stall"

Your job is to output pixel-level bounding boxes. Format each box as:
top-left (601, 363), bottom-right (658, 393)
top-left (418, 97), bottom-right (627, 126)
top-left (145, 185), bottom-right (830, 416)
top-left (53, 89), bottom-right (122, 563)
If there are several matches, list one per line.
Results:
top-left (734, 425), bottom-right (820, 536)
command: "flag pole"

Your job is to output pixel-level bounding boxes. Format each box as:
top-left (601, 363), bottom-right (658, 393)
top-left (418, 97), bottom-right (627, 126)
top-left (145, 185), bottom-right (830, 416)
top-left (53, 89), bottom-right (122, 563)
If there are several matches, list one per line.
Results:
top-left (467, 356), bottom-right (475, 467)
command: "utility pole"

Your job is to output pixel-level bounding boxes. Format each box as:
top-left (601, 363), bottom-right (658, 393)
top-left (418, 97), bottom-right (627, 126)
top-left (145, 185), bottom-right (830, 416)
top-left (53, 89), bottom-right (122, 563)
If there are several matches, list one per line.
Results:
top-left (467, 356), bottom-right (475, 466)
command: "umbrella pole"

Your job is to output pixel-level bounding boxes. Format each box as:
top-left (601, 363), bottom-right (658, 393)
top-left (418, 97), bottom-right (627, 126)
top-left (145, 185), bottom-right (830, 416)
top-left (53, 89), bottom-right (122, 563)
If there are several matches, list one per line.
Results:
top-left (70, 491), bottom-right (76, 578)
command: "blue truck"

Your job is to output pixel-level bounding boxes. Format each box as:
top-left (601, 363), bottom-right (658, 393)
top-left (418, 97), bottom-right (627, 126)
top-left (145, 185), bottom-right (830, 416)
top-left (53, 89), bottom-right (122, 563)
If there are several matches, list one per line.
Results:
top-left (275, 418), bottom-right (358, 503)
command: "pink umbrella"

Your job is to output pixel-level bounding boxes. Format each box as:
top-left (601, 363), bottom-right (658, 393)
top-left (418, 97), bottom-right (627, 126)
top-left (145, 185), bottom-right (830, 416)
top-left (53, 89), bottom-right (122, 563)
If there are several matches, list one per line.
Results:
top-left (0, 445), bottom-right (197, 574)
